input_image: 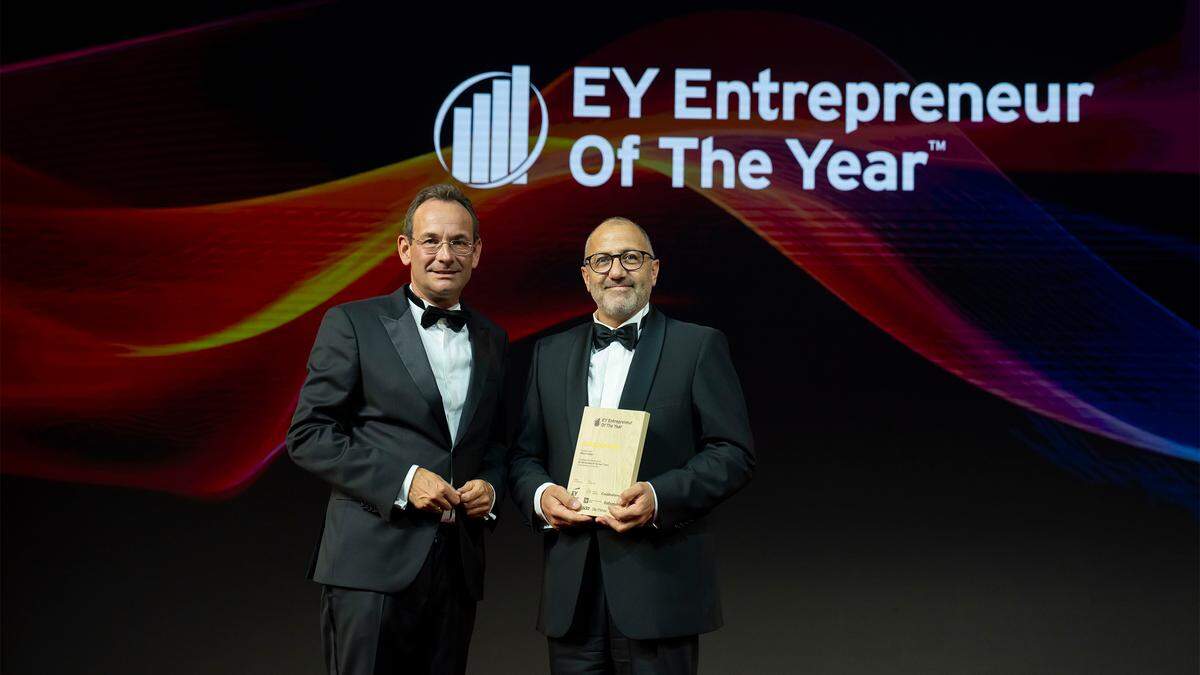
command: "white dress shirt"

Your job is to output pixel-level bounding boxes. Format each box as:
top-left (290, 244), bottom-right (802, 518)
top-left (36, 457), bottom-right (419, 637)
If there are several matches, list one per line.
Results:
top-left (393, 291), bottom-right (494, 521)
top-left (533, 303), bottom-right (658, 525)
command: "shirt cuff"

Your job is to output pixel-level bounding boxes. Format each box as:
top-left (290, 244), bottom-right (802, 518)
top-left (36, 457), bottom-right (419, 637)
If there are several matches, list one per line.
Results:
top-left (533, 481), bottom-right (555, 529)
top-left (645, 481), bottom-right (659, 529)
top-left (484, 481), bottom-right (497, 521)
top-left (394, 464), bottom-right (420, 509)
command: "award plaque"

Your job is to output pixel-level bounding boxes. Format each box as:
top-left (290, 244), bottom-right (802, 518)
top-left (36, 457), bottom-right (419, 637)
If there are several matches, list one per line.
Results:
top-left (566, 406), bottom-right (651, 518)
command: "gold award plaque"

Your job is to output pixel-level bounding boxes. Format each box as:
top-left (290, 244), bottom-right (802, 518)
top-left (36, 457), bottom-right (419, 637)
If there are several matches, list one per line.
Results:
top-left (566, 406), bottom-right (651, 518)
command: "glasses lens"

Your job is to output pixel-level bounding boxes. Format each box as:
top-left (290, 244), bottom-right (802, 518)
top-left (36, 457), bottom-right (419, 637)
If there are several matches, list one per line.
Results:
top-left (589, 254), bottom-right (613, 273)
top-left (620, 252), bottom-right (645, 270)
top-left (449, 240), bottom-right (474, 256)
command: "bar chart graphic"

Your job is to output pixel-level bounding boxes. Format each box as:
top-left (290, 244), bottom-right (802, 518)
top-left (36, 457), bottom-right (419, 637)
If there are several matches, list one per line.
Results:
top-left (433, 65), bottom-right (548, 189)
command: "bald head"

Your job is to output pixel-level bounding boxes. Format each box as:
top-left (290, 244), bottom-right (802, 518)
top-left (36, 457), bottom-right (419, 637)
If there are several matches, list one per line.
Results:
top-left (584, 217), bottom-right (654, 258)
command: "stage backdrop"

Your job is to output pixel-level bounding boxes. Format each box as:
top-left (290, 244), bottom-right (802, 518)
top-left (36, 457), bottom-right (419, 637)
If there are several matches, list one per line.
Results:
top-left (2, 2), bottom-right (1197, 674)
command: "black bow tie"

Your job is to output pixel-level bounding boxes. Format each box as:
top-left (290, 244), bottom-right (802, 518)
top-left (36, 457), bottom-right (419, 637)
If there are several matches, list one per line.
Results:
top-left (593, 323), bottom-right (638, 351)
top-left (422, 306), bottom-right (467, 332)
top-left (406, 285), bottom-right (468, 332)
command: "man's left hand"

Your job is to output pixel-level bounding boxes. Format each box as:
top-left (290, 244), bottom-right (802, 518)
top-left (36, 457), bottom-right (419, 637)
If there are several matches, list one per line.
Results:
top-left (597, 482), bottom-right (655, 533)
top-left (457, 479), bottom-right (494, 519)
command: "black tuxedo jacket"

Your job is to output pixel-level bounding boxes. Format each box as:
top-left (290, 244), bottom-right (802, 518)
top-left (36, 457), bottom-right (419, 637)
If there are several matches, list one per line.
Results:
top-left (510, 307), bottom-right (755, 639)
top-left (287, 287), bottom-right (508, 600)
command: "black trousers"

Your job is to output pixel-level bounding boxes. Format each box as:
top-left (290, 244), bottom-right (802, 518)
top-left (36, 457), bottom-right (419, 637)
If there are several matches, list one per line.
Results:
top-left (548, 534), bottom-right (699, 675)
top-left (320, 525), bottom-right (476, 675)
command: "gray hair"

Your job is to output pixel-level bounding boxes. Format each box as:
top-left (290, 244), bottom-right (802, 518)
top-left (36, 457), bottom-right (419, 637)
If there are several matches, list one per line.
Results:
top-left (402, 183), bottom-right (480, 239)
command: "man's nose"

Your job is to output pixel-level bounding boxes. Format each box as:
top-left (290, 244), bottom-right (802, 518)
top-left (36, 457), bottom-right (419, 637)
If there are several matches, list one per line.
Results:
top-left (434, 242), bottom-right (456, 264)
top-left (607, 262), bottom-right (627, 281)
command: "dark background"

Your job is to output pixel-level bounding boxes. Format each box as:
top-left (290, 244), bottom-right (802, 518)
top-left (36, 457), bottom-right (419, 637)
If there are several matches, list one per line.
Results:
top-left (2, 2), bottom-right (1197, 673)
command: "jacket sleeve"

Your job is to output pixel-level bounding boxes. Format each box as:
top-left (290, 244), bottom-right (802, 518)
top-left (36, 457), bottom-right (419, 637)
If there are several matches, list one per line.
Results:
top-left (474, 331), bottom-right (510, 527)
top-left (648, 329), bottom-right (756, 529)
top-left (286, 306), bottom-right (411, 519)
top-left (508, 339), bottom-right (555, 530)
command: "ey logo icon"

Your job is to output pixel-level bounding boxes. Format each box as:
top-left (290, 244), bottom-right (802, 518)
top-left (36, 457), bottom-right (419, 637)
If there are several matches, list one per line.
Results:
top-left (433, 65), bottom-right (548, 189)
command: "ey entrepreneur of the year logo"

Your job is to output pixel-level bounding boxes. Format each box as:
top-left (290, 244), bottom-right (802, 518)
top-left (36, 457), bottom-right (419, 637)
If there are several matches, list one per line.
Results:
top-left (433, 65), bottom-right (548, 189)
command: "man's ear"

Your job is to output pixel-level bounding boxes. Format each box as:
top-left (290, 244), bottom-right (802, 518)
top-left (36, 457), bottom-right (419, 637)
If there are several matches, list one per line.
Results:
top-left (397, 234), bottom-right (412, 266)
top-left (649, 258), bottom-right (660, 287)
top-left (470, 238), bottom-right (482, 270)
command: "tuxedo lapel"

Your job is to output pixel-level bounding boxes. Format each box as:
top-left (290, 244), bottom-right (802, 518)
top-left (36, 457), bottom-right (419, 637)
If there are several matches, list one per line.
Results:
top-left (378, 290), bottom-right (452, 446)
top-left (563, 322), bottom-right (591, 446)
top-left (618, 306), bottom-right (665, 411)
top-left (454, 311), bottom-right (491, 448)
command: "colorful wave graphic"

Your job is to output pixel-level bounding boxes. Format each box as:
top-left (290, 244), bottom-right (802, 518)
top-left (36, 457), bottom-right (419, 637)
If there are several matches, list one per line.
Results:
top-left (1, 11), bottom-right (1196, 496)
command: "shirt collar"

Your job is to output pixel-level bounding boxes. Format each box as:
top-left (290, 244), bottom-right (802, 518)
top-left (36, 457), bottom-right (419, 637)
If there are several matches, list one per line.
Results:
top-left (406, 285), bottom-right (462, 328)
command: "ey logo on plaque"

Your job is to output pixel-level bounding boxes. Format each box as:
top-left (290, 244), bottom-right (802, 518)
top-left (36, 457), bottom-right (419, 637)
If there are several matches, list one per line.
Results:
top-left (567, 407), bottom-right (651, 517)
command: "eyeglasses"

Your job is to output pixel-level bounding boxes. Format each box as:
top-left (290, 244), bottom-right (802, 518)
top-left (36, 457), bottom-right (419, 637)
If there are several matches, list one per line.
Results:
top-left (412, 236), bottom-right (477, 256)
top-left (582, 250), bottom-right (656, 274)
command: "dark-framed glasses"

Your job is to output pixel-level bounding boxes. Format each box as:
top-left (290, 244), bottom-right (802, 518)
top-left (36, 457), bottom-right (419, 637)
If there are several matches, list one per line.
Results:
top-left (413, 236), bottom-right (477, 256)
top-left (582, 250), bottom-right (656, 274)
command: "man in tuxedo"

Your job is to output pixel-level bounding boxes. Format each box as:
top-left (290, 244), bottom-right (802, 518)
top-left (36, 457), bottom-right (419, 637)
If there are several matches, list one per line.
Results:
top-left (288, 183), bottom-right (508, 675)
top-left (510, 217), bottom-right (755, 674)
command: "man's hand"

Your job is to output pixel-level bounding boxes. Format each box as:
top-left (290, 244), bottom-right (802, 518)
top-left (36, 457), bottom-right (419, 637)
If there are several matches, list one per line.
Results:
top-left (457, 479), bottom-right (494, 519)
top-left (596, 482), bottom-right (655, 533)
top-left (407, 467), bottom-right (461, 514)
top-left (540, 485), bottom-right (593, 529)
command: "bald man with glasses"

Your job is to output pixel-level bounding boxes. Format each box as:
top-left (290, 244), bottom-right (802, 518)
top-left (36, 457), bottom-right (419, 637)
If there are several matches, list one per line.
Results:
top-left (510, 217), bottom-right (756, 674)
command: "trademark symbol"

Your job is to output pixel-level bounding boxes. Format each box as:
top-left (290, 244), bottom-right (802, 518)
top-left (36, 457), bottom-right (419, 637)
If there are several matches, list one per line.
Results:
top-left (927, 139), bottom-right (947, 152)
